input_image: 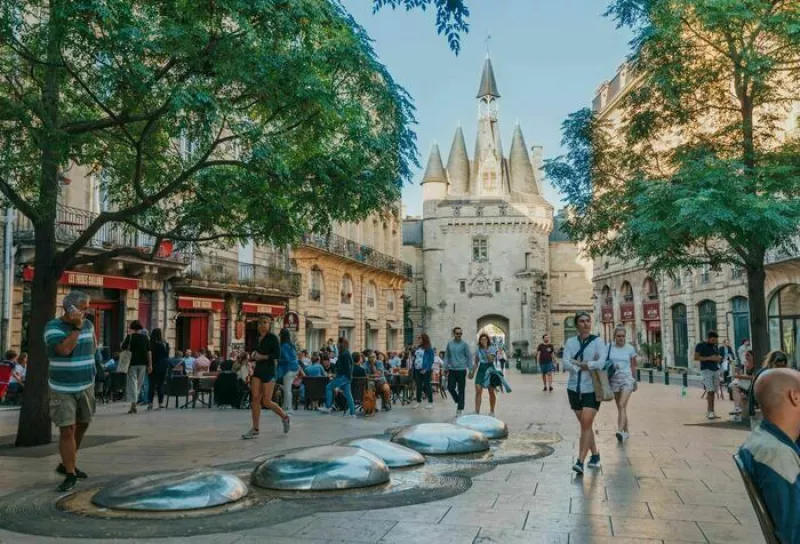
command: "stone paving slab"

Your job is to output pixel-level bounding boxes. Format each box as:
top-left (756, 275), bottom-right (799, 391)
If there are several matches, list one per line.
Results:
top-left (0, 368), bottom-right (766, 543)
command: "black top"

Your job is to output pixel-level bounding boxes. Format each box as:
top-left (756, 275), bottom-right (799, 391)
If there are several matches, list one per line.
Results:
top-left (694, 342), bottom-right (720, 371)
top-left (537, 343), bottom-right (554, 363)
top-left (123, 333), bottom-right (151, 366)
top-left (335, 350), bottom-right (353, 379)
top-left (256, 332), bottom-right (281, 367)
top-left (352, 363), bottom-right (367, 378)
top-left (151, 342), bottom-right (170, 372)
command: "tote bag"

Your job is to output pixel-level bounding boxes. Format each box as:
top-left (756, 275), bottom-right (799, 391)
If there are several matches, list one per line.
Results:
top-left (592, 367), bottom-right (614, 402)
top-left (117, 335), bottom-right (132, 374)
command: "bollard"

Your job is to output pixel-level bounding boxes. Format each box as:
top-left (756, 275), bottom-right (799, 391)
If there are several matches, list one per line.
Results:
top-left (664, 370), bottom-right (669, 386)
top-left (636, 368), bottom-right (641, 382)
top-left (649, 369), bottom-right (654, 384)
top-left (682, 372), bottom-right (688, 387)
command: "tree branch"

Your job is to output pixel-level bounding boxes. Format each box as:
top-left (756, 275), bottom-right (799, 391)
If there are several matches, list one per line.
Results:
top-left (0, 177), bottom-right (38, 222)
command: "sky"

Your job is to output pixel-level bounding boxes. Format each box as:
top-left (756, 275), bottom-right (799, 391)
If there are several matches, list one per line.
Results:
top-left (341, 0), bottom-right (633, 216)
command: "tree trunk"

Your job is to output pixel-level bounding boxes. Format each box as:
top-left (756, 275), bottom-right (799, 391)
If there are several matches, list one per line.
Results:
top-left (15, 227), bottom-right (60, 446)
top-left (746, 263), bottom-right (769, 365)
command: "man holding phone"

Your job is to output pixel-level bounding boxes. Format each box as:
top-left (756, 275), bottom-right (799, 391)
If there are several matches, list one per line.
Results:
top-left (45, 291), bottom-right (97, 492)
top-left (694, 331), bottom-right (722, 421)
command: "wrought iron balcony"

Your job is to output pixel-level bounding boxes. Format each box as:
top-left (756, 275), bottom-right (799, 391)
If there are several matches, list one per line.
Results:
top-left (13, 204), bottom-right (187, 263)
top-left (181, 254), bottom-right (301, 297)
top-left (299, 232), bottom-right (412, 279)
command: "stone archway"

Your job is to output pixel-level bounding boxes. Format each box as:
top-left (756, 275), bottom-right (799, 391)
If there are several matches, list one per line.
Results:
top-left (476, 314), bottom-right (511, 350)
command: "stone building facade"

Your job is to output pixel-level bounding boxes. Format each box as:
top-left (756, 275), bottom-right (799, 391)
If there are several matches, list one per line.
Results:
top-left (402, 56), bottom-right (592, 354)
top-left (591, 63), bottom-right (800, 369)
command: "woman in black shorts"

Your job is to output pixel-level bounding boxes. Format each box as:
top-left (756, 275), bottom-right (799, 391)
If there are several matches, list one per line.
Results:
top-left (242, 316), bottom-right (291, 439)
top-left (562, 312), bottom-right (607, 474)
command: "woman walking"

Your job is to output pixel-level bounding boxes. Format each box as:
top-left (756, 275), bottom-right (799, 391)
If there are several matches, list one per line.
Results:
top-left (607, 325), bottom-right (637, 443)
top-left (469, 333), bottom-right (498, 416)
top-left (563, 311), bottom-right (606, 474)
top-left (242, 316), bottom-right (291, 439)
top-left (148, 328), bottom-right (170, 410)
top-left (122, 321), bottom-right (151, 414)
top-left (414, 334), bottom-right (434, 409)
top-left (278, 328), bottom-right (300, 413)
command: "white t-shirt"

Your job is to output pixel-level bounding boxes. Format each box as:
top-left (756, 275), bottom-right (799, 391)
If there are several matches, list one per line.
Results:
top-left (414, 348), bottom-right (424, 369)
top-left (433, 355), bottom-right (443, 372)
top-left (608, 344), bottom-right (636, 376)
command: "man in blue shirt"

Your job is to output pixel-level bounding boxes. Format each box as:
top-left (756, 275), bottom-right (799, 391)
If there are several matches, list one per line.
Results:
top-left (738, 368), bottom-right (800, 544)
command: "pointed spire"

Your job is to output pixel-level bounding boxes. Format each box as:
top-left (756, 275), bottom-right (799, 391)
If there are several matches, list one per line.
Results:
top-left (476, 54), bottom-right (500, 99)
top-left (446, 127), bottom-right (470, 194)
top-left (509, 123), bottom-right (538, 195)
top-left (421, 143), bottom-right (447, 185)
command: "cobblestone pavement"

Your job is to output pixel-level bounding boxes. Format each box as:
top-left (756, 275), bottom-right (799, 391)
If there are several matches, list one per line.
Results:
top-left (0, 368), bottom-right (763, 543)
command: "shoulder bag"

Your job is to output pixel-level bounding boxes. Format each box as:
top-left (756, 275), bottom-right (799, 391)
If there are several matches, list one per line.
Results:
top-left (117, 335), bottom-right (132, 374)
top-left (592, 343), bottom-right (615, 402)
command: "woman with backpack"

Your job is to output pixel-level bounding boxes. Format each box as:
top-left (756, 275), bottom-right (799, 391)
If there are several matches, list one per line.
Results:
top-left (607, 325), bottom-right (637, 443)
top-left (562, 311), bottom-right (607, 474)
top-left (148, 328), bottom-right (170, 410)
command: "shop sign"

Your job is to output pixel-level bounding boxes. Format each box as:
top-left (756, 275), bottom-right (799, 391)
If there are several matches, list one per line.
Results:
top-left (22, 267), bottom-right (139, 290)
top-left (647, 320), bottom-right (662, 331)
top-left (284, 311), bottom-right (299, 332)
top-left (620, 302), bottom-right (635, 322)
top-left (643, 301), bottom-right (661, 321)
top-left (241, 302), bottom-right (285, 316)
top-left (601, 306), bottom-right (614, 323)
top-left (177, 296), bottom-right (224, 311)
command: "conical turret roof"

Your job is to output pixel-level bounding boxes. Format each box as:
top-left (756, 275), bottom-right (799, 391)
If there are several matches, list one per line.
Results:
top-left (421, 143), bottom-right (447, 185)
top-left (446, 126), bottom-right (470, 194)
top-left (509, 123), bottom-right (538, 194)
top-left (476, 55), bottom-right (500, 99)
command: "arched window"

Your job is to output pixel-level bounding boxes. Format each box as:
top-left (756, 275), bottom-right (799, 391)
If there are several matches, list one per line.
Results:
top-left (768, 284), bottom-right (800, 368)
top-left (366, 282), bottom-right (377, 309)
top-left (730, 297), bottom-right (750, 349)
top-left (644, 277), bottom-right (658, 300)
top-left (672, 304), bottom-right (688, 367)
top-left (620, 281), bottom-right (633, 303)
top-left (340, 274), bottom-right (353, 305)
top-left (564, 316), bottom-right (577, 341)
top-left (309, 266), bottom-right (323, 302)
top-left (601, 286), bottom-right (613, 306)
top-left (698, 300), bottom-right (717, 339)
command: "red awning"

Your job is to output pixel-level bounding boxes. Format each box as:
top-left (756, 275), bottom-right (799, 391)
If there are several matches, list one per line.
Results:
top-left (177, 296), bottom-right (225, 312)
top-left (22, 267), bottom-right (139, 291)
top-left (241, 302), bottom-right (285, 316)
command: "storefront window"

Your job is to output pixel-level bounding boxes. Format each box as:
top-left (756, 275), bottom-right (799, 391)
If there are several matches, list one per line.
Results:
top-left (768, 284), bottom-right (800, 368)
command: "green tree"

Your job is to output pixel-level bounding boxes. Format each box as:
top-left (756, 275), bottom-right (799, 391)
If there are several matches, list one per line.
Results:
top-left (1, 0), bottom-right (417, 446)
top-left (373, 0), bottom-right (469, 53)
top-left (545, 0), bottom-right (800, 363)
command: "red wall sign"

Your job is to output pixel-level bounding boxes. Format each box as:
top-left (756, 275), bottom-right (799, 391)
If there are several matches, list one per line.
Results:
top-left (601, 306), bottom-right (614, 323)
top-left (620, 302), bottom-right (635, 322)
top-left (646, 320), bottom-right (662, 331)
top-left (22, 267), bottom-right (139, 291)
top-left (284, 311), bottom-right (299, 332)
top-left (643, 301), bottom-right (661, 321)
top-left (177, 296), bottom-right (224, 312)
top-left (241, 302), bottom-right (285, 316)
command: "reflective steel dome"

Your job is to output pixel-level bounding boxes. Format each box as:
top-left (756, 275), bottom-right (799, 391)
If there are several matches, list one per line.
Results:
top-left (92, 470), bottom-right (248, 511)
top-left (344, 438), bottom-right (425, 468)
top-left (455, 414), bottom-right (509, 439)
top-left (252, 446), bottom-right (390, 491)
top-left (391, 423), bottom-right (490, 455)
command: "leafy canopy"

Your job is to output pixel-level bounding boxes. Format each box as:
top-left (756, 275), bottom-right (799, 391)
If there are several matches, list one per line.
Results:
top-left (372, 0), bottom-right (469, 53)
top-left (0, 0), bottom-right (418, 269)
top-left (545, 0), bottom-right (800, 273)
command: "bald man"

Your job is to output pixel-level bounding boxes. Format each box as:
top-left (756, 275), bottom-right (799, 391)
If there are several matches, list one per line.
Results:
top-left (738, 368), bottom-right (800, 544)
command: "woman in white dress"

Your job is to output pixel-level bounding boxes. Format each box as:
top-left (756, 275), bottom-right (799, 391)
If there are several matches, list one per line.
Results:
top-left (607, 325), bottom-right (637, 442)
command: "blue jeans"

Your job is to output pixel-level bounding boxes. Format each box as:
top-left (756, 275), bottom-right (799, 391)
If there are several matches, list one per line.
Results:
top-left (326, 375), bottom-right (354, 415)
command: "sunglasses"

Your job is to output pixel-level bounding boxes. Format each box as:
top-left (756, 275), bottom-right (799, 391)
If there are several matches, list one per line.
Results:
top-left (455, 333), bottom-right (463, 336)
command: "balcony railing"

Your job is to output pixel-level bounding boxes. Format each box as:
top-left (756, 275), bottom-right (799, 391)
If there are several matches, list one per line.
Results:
top-left (300, 232), bottom-right (412, 279)
top-left (13, 204), bottom-right (187, 263)
top-left (183, 254), bottom-right (301, 296)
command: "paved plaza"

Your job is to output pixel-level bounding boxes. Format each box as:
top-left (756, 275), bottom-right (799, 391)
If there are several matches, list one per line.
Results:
top-left (0, 369), bottom-right (764, 544)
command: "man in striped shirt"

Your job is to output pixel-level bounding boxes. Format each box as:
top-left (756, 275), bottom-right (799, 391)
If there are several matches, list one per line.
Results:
top-left (45, 291), bottom-right (96, 492)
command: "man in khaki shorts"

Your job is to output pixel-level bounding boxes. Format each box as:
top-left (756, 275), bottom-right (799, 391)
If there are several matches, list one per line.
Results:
top-left (45, 291), bottom-right (97, 492)
top-left (694, 330), bottom-right (722, 420)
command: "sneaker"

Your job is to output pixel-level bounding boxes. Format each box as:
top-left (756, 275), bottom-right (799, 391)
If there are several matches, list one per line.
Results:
top-left (706, 412), bottom-right (718, 420)
top-left (56, 464), bottom-right (88, 479)
top-left (615, 431), bottom-right (624, 443)
top-left (241, 429), bottom-right (260, 440)
top-left (621, 431), bottom-right (630, 442)
top-left (731, 414), bottom-right (743, 423)
top-left (729, 407), bottom-right (742, 415)
top-left (456, 409), bottom-right (463, 417)
top-left (413, 402), bottom-right (421, 409)
top-left (549, 386), bottom-right (553, 392)
top-left (282, 414), bottom-right (291, 434)
top-left (57, 473), bottom-right (78, 492)
top-left (543, 386), bottom-right (548, 391)
top-left (344, 414), bottom-right (357, 419)
top-left (572, 460), bottom-right (584, 475)
top-left (587, 454), bottom-right (601, 468)
top-left (489, 411), bottom-right (495, 417)
top-left (425, 403), bottom-right (433, 410)
top-left (316, 406), bottom-right (332, 414)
